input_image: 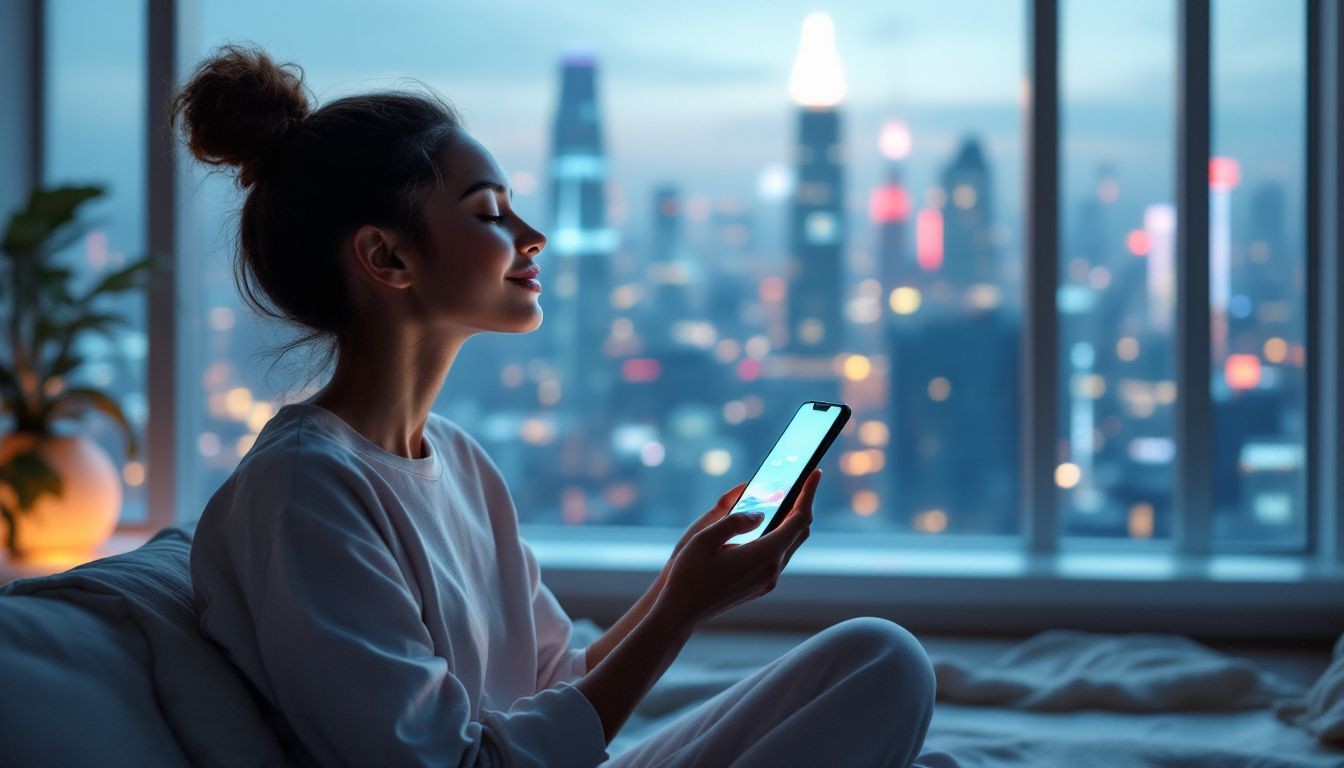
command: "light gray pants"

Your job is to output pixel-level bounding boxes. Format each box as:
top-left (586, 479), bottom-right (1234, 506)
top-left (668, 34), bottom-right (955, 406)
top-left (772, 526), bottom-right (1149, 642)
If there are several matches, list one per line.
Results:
top-left (605, 617), bottom-right (957, 767)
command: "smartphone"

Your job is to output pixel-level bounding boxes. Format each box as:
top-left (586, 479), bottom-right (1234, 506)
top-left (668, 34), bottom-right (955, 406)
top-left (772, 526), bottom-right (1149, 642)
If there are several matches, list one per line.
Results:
top-left (725, 400), bottom-right (851, 546)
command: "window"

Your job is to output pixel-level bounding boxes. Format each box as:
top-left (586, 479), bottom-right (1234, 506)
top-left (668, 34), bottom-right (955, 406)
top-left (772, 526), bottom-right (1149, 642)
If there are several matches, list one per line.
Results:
top-left (1210, 0), bottom-right (1307, 548)
top-left (42, 0), bottom-right (149, 522)
top-left (177, 1), bottom-right (1029, 538)
top-left (1059, 0), bottom-right (1177, 540)
top-left (29, 0), bottom-right (1344, 636)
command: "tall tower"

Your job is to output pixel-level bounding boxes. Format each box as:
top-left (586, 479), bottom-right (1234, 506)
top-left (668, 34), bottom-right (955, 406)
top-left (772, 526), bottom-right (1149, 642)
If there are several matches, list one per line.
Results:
top-left (786, 13), bottom-right (847, 354)
top-left (871, 119), bottom-right (914, 296)
top-left (940, 137), bottom-right (996, 291)
top-left (649, 184), bottom-right (693, 330)
top-left (548, 51), bottom-right (618, 481)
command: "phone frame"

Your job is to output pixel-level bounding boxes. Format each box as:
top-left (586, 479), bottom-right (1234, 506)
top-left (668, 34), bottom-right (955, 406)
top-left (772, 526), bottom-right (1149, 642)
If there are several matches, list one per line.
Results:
top-left (728, 400), bottom-right (852, 541)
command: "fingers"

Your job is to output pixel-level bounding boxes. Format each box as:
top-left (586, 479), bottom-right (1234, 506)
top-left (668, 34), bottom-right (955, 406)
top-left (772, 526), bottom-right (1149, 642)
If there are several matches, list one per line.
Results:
top-left (715, 481), bottom-right (748, 511)
top-left (688, 481), bottom-right (749, 536)
top-left (769, 469), bottom-right (820, 540)
top-left (696, 508), bottom-right (765, 548)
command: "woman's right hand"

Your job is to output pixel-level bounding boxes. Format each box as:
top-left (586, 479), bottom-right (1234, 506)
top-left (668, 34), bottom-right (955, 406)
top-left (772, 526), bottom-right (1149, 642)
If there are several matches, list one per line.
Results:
top-left (654, 468), bottom-right (821, 631)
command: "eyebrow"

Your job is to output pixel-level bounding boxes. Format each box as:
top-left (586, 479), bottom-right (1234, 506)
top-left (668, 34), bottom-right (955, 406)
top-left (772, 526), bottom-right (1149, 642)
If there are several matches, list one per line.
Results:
top-left (458, 180), bottom-right (513, 201)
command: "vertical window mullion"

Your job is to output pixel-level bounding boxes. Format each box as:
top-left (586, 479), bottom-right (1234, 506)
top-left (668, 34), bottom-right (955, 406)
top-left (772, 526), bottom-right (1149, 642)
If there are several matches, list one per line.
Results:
top-left (1175, 0), bottom-right (1213, 555)
top-left (146, 0), bottom-right (178, 529)
top-left (1309, 0), bottom-right (1344, 564)
top-left (1023, 0), bottom-right (1060, 555)
top-left (27, 0), bottom-right (43, 191)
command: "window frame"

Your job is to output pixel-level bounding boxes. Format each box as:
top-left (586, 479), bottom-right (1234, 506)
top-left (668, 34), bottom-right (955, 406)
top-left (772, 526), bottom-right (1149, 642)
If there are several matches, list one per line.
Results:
top-left (42, 0), bottom-right (1341, 638)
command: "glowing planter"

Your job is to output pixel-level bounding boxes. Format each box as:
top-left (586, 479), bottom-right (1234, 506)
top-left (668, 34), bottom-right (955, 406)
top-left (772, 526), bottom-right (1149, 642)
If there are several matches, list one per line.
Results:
top-left (0, 433), bottom-right (122, 560)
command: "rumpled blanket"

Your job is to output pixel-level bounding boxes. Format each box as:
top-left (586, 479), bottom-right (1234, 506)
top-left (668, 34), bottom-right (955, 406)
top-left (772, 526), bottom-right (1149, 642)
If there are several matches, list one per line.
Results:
top-left (1277, 632), bottom-right (1344, 745)
top-left (929, 629), bottom-right (1302, 712)
top-left (0, 526), bottom-right (286, 767)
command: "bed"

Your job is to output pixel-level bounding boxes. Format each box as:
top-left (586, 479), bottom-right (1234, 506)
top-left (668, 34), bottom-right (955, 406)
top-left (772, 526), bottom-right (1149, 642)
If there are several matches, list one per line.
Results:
top-left (600, 626), bottom-right (1344, 767)
top-left (1, 526), bottom-right (1340, 767)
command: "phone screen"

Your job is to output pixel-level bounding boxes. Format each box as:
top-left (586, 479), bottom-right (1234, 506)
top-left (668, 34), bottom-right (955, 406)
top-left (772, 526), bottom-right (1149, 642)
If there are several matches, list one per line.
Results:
top-left (725, 402), bottom-right (847, 545)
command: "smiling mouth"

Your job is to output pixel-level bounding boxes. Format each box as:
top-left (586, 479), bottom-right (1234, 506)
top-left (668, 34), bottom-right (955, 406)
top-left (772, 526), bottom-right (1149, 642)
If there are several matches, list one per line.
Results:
top-left (506, 277), bottom-right (542, 293)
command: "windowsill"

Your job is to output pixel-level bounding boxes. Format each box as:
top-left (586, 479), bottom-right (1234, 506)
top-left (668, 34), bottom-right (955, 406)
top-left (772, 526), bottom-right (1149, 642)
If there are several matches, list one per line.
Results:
top-left (63, 525), bottom-right (1342, 641)
top-left (524, 526), bottom-right (1344, 642)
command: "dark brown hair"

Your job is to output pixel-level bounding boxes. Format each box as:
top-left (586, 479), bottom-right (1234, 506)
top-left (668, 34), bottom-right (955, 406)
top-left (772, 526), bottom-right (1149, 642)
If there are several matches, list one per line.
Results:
top-left (171, 43), bottom-right (462, 382)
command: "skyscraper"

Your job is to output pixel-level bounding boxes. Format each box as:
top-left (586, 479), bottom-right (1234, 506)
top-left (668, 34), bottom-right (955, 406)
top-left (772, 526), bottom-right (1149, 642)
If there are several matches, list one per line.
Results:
top-left (548, 51), bottom-right (618, 486)
top-left (649, 184), bottom-right (694, 332)
top-left (871, 120), bottom-right (914, 296)
top-left (786, 13), bottom-right (847, 355)
top-left (884, 137), bottom-right (1018, 534)
top-left (940, 137), bottom-right (996, 291)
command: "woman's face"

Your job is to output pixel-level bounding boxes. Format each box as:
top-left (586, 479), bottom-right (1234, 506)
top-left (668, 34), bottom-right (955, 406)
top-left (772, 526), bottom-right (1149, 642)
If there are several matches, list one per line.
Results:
top-left (411, 129), bottom-right (547, 336)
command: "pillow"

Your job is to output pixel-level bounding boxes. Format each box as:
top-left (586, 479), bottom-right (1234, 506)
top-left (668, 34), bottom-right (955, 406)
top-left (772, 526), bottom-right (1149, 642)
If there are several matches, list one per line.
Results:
top-left (0, 526), bottom-right (287, 766)
top-left (0, 593), bottom-right (192, 766)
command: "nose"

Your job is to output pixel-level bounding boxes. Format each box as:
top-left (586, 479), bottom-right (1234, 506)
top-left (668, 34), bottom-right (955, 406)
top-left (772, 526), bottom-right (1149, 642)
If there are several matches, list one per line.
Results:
top-left (518, 222), bottom-right (546, 256)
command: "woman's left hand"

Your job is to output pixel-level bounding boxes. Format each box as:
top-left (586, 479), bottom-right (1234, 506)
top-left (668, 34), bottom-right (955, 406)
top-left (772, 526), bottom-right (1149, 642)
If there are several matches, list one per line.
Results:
top-left (587, 480), bottom-right (749, 673)
top-left (655, 481), bottom-right (747, 589)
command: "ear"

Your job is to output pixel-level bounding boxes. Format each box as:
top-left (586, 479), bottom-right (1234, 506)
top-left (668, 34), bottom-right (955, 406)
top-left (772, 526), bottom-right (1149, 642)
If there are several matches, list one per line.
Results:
top-left (349, 225), bottom-right (414, 290)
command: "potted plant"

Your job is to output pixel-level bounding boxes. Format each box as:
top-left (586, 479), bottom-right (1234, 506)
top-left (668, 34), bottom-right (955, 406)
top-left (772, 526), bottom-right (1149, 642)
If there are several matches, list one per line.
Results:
top-left (0, 186), bottom-right (156, 560)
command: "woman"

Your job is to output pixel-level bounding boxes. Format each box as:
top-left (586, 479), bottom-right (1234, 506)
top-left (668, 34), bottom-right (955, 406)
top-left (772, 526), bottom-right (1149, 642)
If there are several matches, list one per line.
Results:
top-left (180, 44), bottom-right (941, 767)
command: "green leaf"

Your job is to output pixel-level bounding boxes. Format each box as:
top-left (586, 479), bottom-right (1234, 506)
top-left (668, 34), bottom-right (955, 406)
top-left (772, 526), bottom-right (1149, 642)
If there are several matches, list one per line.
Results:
top-left (35, 218), bottom-right (100, 264)
top-left (80, 255), bottom-right (156, 303)
top-left (0, 448), bottom-right (64, 511)
top-left (2, 186), bottom-right (104, 257)
top-left (42, 312), bottom-right (126, 383)
top-left (45, 353), bottom-right (85, 381)
top-left (54, 312), bottom-right (125, 341)
top-left (0, 362), bottom-right (30, 425)
top-left (33, 316), bottom-right (67, 347)
top-left (0, 502), bottom-right (18, 556)
top-left (41, 387), bottom-right (139, 459)
top-left (36, 265), bottom-right (74, 286)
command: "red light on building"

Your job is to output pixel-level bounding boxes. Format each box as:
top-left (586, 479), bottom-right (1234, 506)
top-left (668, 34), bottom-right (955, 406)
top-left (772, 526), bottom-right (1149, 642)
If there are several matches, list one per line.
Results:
top-left (1126, 229), bottom-right (1150, 256)
top-left (867, 185), bottom-right (911, 224)
top-left (737, 358), bottom-right (761, 382)
top-left (621, 358), bottom-right (662, 383)
top-left (758, 276), bottom-right (787, 303)
top-left (1224, 354), bottom-right (1261, 390)
top-left (1209, 157), bottom-right (1241, 191)
top-left (916, 208), bottom-right (943, 271)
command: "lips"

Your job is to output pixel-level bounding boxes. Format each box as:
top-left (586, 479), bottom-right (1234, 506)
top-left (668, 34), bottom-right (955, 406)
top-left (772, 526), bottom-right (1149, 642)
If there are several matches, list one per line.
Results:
top-left (506, 264), bottom-right (541, 293)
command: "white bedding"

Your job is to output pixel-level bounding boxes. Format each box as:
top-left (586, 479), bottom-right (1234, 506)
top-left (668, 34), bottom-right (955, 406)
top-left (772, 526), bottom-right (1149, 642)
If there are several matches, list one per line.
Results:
top-left (581, 622), bottom-right (1344, 767)
top-left (3, 530), bottom-right (1339, 767)
top-left (924, 705), bottom-right (1340, 767)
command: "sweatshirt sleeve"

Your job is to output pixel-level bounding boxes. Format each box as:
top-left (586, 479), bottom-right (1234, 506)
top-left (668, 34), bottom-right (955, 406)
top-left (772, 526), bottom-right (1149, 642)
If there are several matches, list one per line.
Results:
top-left (254, 491), bottom-right (607, 768)
top-left (521, 538), bottom-right (591, 690)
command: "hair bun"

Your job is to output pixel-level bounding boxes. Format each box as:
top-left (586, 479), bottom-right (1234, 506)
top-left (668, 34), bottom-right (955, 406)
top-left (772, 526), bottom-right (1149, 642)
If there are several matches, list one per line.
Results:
top-left (171, 43), bottom-right (312, 187)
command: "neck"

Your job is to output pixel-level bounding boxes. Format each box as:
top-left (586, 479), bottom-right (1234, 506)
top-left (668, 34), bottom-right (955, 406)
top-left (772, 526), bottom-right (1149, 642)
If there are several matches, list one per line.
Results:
top-left (308, 319), bottom-right (469, 460)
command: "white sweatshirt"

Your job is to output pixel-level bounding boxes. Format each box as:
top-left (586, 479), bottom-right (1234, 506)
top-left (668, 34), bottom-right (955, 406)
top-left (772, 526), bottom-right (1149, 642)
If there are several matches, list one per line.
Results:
top-left (190, 399), bottom-right (609, 767)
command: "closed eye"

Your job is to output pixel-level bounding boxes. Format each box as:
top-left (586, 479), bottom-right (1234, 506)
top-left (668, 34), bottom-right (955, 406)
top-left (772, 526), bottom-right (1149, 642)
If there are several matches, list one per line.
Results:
top-left (477, 214), bottom-right (506, 224)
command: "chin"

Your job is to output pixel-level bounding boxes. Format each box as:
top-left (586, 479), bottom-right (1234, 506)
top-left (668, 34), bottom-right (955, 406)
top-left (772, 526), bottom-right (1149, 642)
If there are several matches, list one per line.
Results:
top-left (502, 306), bottom-right (544, 334)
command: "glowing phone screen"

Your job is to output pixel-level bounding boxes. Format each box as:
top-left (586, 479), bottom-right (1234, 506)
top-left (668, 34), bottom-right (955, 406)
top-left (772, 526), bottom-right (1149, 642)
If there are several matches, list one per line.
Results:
top-left (726, 403), bottom-right (842, 545)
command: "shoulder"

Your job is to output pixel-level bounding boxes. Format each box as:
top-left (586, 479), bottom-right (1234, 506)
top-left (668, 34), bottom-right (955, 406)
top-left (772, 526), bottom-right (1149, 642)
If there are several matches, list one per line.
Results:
top-left (200, 407), bottom-right (377, 537)
top-left (242, 407), bottom-right (367, 494)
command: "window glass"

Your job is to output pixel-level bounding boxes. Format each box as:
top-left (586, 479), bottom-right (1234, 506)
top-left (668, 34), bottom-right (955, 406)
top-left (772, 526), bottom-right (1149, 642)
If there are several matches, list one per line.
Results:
top-left (43, 0), bottom-right (149, 522)
top-left (1211, 0), bottom-right (1307, 548)
top-left (1059, 0), bottom-right (1177, 540)
top-left (178, 1), bottom-right (1027, 536)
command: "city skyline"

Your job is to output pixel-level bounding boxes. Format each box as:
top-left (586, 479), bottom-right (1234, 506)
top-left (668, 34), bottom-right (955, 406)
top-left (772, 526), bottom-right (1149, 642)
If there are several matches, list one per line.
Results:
top-left (36, 1), bottom-right (1309, 545)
